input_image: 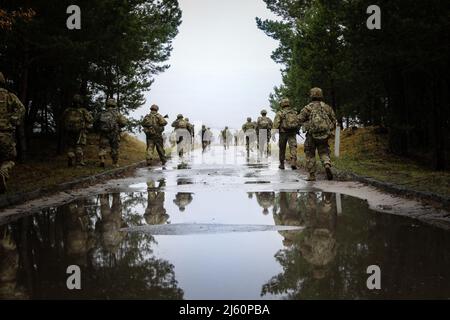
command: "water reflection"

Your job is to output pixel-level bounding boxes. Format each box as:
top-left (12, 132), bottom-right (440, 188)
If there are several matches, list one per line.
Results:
top-left (145, 180), bottom-right (169, 225)
top-left (256, 192), bottom-right (275, 215)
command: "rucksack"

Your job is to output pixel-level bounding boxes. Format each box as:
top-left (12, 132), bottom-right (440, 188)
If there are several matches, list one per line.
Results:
top-left (281, 109), bottom-right (299, 131)
top-left (64, 108), bottom-right (84, 132)
top-left (98, 110), bottom-right (118, 133)
top-left (308, 102), bottom-right (333, 140)
top-left (258, 116), bottom-right (272, 129)
top-left (143, 113), bottom-right (160, 135)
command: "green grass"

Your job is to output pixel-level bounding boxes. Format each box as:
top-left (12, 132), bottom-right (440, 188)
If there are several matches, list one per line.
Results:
top-left (297, 127), bottom-right (450, 197)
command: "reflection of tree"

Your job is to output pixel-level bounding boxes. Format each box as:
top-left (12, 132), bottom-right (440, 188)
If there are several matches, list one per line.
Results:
top-left (255, 192), bottom-right (275, 215)
top-left (3, 192), bottom-right (184, 299)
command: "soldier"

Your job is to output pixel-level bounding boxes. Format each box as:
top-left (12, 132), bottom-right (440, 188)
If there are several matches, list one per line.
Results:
top-left (273, 98), bottom-right (299, 170)
top-left (199, 125), bottom-right (208, 153)
top-left (242, 117), bottom-right (257, 154)
top-left (171, 114), bottom-right (190, 157)
top-left (97, 193), bottom-right (125, 254)
top-left (96, 98), bottom-right (128, 168)
top-left (173, 192), bottom-right (193, 212)
top-left (142, 104), bottom-right (168, 166)
top-left (256, 109), bottom-right (273, 156)
top-left (62, 94), bottom-right (93, 167)
top-left (298, 88), bottom-right (336, 181)
top-left (0, 72), bottom-right (25, 193)
top-left (256, 192), bottom-right (275, 215)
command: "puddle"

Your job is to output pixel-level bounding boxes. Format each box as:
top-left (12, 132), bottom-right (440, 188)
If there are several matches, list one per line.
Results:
top-left (1, 188), bottom-right (450, 299)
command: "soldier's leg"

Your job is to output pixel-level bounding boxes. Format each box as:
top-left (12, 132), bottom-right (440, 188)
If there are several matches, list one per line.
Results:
top-left (154, 136), bottom-right (167, 165)
top-left (278, 133), bottom-right (287, 169)
top-left (317, 139), bottom-right (333, 180)
top-left (304, 135), bottom-right (317, 181)
top-left (287, 133), bottom-right (298, 169)
top-left (76, 132), bottom-right (87, 166)
top-left (66, 132), bottom-right (77, 167)
top-left (146, 138), bottom-right (156, 165)
top-left (0, 133), bottom-right (17, 193)
top-left (98, 134), bottom-right (109, 167)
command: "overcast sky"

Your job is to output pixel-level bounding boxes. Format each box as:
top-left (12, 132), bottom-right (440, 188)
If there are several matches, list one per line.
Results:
top-left (134, 0), bottom-right (282, 131)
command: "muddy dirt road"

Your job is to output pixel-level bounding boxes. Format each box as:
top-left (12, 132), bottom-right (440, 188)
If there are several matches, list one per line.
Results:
top-left (1, 146), bottom-right (449, 299)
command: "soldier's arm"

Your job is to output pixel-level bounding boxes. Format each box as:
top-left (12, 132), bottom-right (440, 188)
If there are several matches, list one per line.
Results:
top-left (158, 114), bottom-right (168, 126)
top-left (171, 120), bottom-right (178, 128)
top-left (118, 114), bottom-right (128, 128)
top-left (273, 113), bottom-right (280, 129)
top-left (297, 106), bottom-right (310, 125)
top-left (83, 109), bottom-right (94, 128)
top-left (327, 105), bottom-right (337, 129)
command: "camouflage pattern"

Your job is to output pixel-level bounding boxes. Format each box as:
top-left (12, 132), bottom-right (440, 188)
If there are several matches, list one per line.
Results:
top-left (62, 95), bottom-right (93, 166)
top-left (98, 193), bottom-right (125, 254)
top-left (97, 100), bottom-right (128, 167)
top-left (256, 192), bottom-right (275, 215)
top-left (310, 87), bottom-right (324, 99)
top-left (221, 127), bottom-right (232, 149)
top-left (0, 83), bottom-right (25, 193)
top-left (150, 104), bottom-right (159, 111)
top-left (173, 192), bottom-right (193, 212)
top-left (273, 98), bottom-right (299, 133)
top-left (142, 108), bottom-right (168, 165)
top-left (242, 118), bottom-right (257, 153)
top-left (298, 90), bottom-right (336, 178)
top-left (144, 180), bottom-right (168, 225)
top-left (172, 116), bottom-right (190, 157)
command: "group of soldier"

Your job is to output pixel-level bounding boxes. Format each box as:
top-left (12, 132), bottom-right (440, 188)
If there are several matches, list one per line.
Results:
top-left (0, 67), bottom-right (336, 193)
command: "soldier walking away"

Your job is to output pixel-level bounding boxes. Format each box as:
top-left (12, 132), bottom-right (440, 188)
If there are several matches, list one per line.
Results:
top-left (142, 104), bottom-right (168, 166)
top-left (62, 94), bottom-right (93, 167)
top-left (185, 118), bottom-right (195, 151)
top-left (257, 109), bottom-right (273, 156)
top-left (273, 98), bottom-right (299, 170)
top-left (298, 88), bottom-right (336, 181)
top-left (199, 125), bottom-right (208, 153)
top-left (221, 126), bottom-right (232, 150)
top-left (97, 98), bottom-right (128, 168)
top-left (172, 114), bottom-right (190, 158)
top-left (0, 72), bottom-right (25, 194)
top-left (242, 117), bottom-right (257, 155)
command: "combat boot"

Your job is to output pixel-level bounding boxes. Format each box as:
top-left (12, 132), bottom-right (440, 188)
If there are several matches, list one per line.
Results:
top-left (325, 163), bottom-right (333, 181)
top-left (306, 173), bottom-right (316, 181)
top-left (279, 163), bottom-right (285, 170)
top-left (291, 160), bottom-right (297, 170)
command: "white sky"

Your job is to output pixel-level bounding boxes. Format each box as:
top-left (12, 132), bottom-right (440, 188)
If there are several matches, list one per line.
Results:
top-left (134, 0), bottom-right (282, 131)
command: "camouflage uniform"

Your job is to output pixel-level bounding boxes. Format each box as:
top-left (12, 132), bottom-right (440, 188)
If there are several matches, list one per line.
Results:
top-left (142, 104), bottom-right (167, 165)
top-left (298, 88), bottom-right (336, 181)
top-left (98, 193), bottom-right (125, 254)
top-left (199, 125), bottom-right (208, 152)
top-left (256, 192), bottom-right (275, 215)
top-left (185, 118), bottom-right (194, 150)
top-left (97, 99), bottom-right (128, 167)
top-left (0, 72), bottom-right (26, 193)
top-left (273, 98), bottom-right (298, 169)
top-left (256, 110), bottom-right (273, 156)
top-left (221, 126), bottom-right (232, 150)
top-left (62, 94), bottom-right (93, 167)
top-left (242, 117), bottom-right (257, 153)
top-left (173, 192), bottom-right (193, 212)
top-left (144, 180), bottom-right (168, 225)
top-left (171, 114), bottom-right (190, 157)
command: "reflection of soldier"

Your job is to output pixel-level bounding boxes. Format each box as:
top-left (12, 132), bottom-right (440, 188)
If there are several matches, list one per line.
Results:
top-left (0, 227), bottom-right (27, 299)
top-left (97, 99), bottom-right (128, 168)
top-left (256, 110), bottom-right (273, 156)
top-left (144, 179), bottom-right (168, 225)
top-left (97, 193), bottom-right (125, 254)
top-left (62, 94), bottom-right (94, 167)
top-left (256, 192), bottom-right (275, 215)
top-left (242, 117), bottom-right (257, 154)
top-left (0, 72), bottom-right (25, 193)
top-left (273, 192), bottom-right (301, 246)
top-left (173, 193), bottom-right (193, 212)
top-left (142, 104), bottom-right (168, 166)
top-left (63, 200), bottom-right (93, 267)
top-left (273, 98), bottom-right (298, 170)
top-left (298, 88), bottom-right (336, 181)
top-left (298, 192), bottom-right (337, 279)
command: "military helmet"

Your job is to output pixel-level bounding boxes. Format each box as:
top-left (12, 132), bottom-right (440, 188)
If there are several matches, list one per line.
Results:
top-left (106, 98), bottom-right (117, 107)
top-left (310, 87), bottom-right (324, 99)
top-left (177, 114), bottom-right (183, 119)
top-left (0, 72), bottom-right (5, 86)
top-left (150, 104), bottom-right (159, 111)
top-left (225, 126), bottom-right (228, 129)
top-left (73, 94), bottom-right (83, 104)
top-left (261, 109), bottom-right (267, 115)
top-left (280, 98), bottom-right (290, 108)
top-left (247, 117), bottom-right (251, 122)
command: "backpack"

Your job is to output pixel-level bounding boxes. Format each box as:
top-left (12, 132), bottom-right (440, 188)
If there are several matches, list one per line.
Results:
top-left (143, 113), bottom-right (160, 135)
top-left (64, 108), bottom-right (84, 132)
top-left (98, 110), bottom-right (118, 133)
top-left (177, 118), bottom-right (188, 129)
top-left (308, 102), bottom-right (333, 140)
top-left (258, 116), bottom-right (272, 129)
top-left (281, 109), bottom-right (299, 131)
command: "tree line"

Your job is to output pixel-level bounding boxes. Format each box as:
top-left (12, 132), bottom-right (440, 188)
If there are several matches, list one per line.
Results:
top-left (257, 0), bottom-right (449, 170)
top-left (0, 0), bottom-right (181, 159)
